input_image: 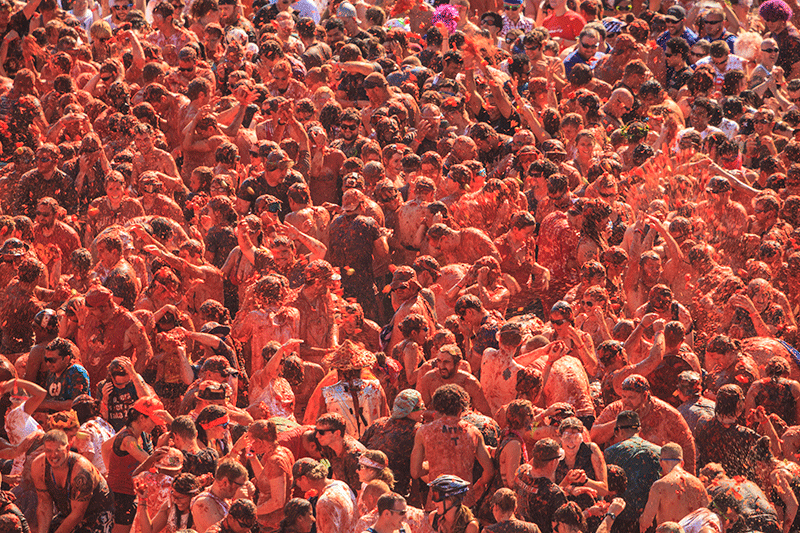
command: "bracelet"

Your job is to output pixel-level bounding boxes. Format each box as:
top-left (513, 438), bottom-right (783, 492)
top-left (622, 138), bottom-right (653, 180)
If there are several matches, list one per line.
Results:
top-left (604, 512), bottom-right (616, 521)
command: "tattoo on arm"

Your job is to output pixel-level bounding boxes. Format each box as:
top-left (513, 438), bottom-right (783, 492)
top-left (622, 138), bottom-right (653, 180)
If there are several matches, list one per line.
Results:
top-left (71, 468), bottom-right (94, 502)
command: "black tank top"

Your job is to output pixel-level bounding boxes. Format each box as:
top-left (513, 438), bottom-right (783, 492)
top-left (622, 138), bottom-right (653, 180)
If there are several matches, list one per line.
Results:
top-left (44, 453), bottom-right (114, 524)
top-left (555, 442), bottom-right (596, 484)
top-left (755, 379), bottom-right (798, 426)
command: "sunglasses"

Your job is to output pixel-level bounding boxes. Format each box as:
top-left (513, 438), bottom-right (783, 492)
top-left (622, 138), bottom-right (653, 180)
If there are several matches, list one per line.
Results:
top-left (689, 51), bottom-right (704, 56)
top-left (580, 42), bottom-right (598, 49)
top-left (340, 123), bottom-right (358, 131)
top-left (582, 300), bottom-right (594, 308)
top-left (36, 211), bottom-right (52, 217)
top-left (390, 509), bottom-right (407, 516)
top-left (112, 3), bottom-right (131, 9)
top-left (664, 52), bottom-right (675, 57)
top-left (762, 47), bottom-right (780, 53)
top-left (315, 428), bottom-right (335, 435)
top-left (753, 119), bottom-right (770, 124)
top-left (525, 44), bottom-right (540, 51)
top-left (111, 371), bottom-right (127, 377)
top-left (504, 4), bottom-right (520, 9)
top-left (551, 318), bottom-right (571, 325)
top-left (704, 19), bottom-right (723, 24)
top-left (179, 66), bottom-right (194, 72)
top-left (44, 357), bottom-right (60, 363)
top-left (616, 4), bottom-right (632, 10)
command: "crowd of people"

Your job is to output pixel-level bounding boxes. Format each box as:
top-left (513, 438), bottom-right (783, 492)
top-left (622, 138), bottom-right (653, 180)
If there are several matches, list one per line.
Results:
top-left (0, 0), bottom-right (798, 531)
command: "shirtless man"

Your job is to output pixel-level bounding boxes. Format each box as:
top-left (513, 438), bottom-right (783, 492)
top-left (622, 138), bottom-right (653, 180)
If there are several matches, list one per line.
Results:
top-left (139, 237), bottom-right (224, 326)
top-left (640, 443), bottom-right (709, 531)
top-left (410, 384), bottom-right (494, 508)
top-left (394, 177), bottom-right (435, 265)
top-left (191, 458), bottom-right (250, 533)
top-left (32, 429), bottom-right (115, 533)
top-left (182, 94), bottom-right (253, 176)
top-left (131, 123), bottom-right (181, 185)
top-left (415, 344), bottom-right (491, 416)
top-left (426, 224), bottom-right (501, 266)
top-left (696, 176), bottom-right (749, 264)
top-left (481, 322), bottom-right (525, 417)
top-left (591, 374), bottom-right (697, 473)
top-left (385, 267), bottom-right (436, 356)
top-left (285, 182), bottom-right (330, 247)
top-left (74, 286), bottom-right (153, 388)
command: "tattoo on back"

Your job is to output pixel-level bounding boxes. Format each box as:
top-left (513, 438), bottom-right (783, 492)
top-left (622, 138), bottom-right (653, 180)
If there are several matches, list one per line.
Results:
top-left (72, 468), bottom-right (94, 502)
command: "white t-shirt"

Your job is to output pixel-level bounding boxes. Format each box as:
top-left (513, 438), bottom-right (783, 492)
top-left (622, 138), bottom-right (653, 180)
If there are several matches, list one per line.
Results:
top-left (5, 401), bottom-right (42, 475)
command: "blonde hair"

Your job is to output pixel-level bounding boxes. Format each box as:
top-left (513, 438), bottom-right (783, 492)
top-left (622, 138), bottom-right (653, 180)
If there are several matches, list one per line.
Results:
top-left (734, 32), bottom-right (763, 63)
top-left (90, 20), bottom-right (112, 40)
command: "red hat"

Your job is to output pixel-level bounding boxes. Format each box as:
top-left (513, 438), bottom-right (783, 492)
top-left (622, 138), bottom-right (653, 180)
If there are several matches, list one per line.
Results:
top-left (133, 396), bottom-right (167, 425)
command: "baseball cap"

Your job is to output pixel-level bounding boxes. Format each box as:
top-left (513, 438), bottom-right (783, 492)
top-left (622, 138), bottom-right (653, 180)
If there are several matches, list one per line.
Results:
top-left (531, 438), bottom-right (565, 462)
top-left (264, 149), bottom-right (293, 171)
top-left (389, 266), bottom-right (421, 290)
top-left (156, 447), bottom-right (184, 473)
top-left (665, 5), bottom-right (685, 22)
top-left (341, 188), bottom-right (364, 213)
top-left (133, 396), bottom-right (167, 425)
top-left (337, 1), bottom-right (361, 21)
top-left (200, 321), bottom-right (231, 337)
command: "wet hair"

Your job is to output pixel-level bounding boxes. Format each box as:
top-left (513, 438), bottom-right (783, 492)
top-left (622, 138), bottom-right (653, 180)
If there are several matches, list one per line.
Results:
top-left (316, 413), bottom-right (347, 434)
top-left (279, 499), bottom-right (313, 533)
top-left (432, 383), bottom-right (470, 416)
top-left (715, 384), bottom-right (744, 417)
top-left (171, 415), bottom-right (199, 440)
top-left (195, 405), bottom-right (228, 445)
top-left (249, 419), bottom-right (278, 443)
top-left (553, 502), bottom-right (586, 532)
top-left (506, 399), bottom-right (534, 430)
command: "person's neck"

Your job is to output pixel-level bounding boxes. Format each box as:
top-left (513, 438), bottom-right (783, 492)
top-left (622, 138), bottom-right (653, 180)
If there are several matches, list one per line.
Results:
top-left (554, 5), bottom-right (567, 15)
top-left (40, 222), bottom-right (56, 236)
top-left (210, 482), bottom-right (228, 500)
top-left (181, 438), bottom-right (202, 453)
top-left (372, 517), bottom-right (398, 533)
top-left (495, 510), bottom-right (515, 522)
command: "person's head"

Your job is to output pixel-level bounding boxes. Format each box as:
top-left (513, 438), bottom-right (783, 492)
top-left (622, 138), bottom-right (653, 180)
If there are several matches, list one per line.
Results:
top-left (359, 450), bottom-right (395, 487)
top-left (432, 383), bottom-right (470, 416)
top-left (428, 474), bottom-right (470, 514)
top-left (549, 300), bottom-right (575, 333)
top-left (195, 404), bottom-right (230, 444)
top-left (280, 499), bottom-right (315, 533)
top-left (433, 344), bottom-right (463, 380)
top-left (607, 88), bottom-right (633, 119)
top-left (292, 458), bottom-right (329, 492)
top-left (576, 28), bottom-right (600, 60)
top-left (552, 502), bottom-right (587, 533)
top-left (558, 417), bottom-right (586, 453)
top-left (715, 384), bottom-right (745, 421)
top-left (44, 337), bottom-right (77, 374)
top-left (760, 0), bottom-right (792, 33)
top-left (530, 438), bottom-right (564, 472)
top-left (705, 334), bottom-right (742, 371)
top-left (620, 375), bottom-right (651, 411)
top-left (42, 429), bottom-right (70, 468)
top-left (35, 144), bottom-right (59, 175)
top-left (702, 8), bottom-right (725, 37)
top-left (314, 413), bottom-right (346, 447)
top-left (491, 488), bottom-right (517, 521)
top-left (454, 294), bottom-right (484, 329)
top-left (214, 459), bottom-right (249, 499)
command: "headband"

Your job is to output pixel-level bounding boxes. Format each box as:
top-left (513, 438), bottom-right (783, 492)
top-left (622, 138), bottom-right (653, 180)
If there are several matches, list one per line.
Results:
top-left (200, 415), bottom-right (229, 430)
top-left (358, 456), bottom-right (385, 470)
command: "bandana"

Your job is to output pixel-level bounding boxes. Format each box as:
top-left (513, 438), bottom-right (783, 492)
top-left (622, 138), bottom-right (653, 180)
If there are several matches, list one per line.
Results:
top-left (200, 415), bottom-right (230, 430)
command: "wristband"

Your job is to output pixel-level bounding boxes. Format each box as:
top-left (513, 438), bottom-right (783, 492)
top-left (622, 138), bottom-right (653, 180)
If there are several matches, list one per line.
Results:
top-left (604, 513), bottom-right (616, 521)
